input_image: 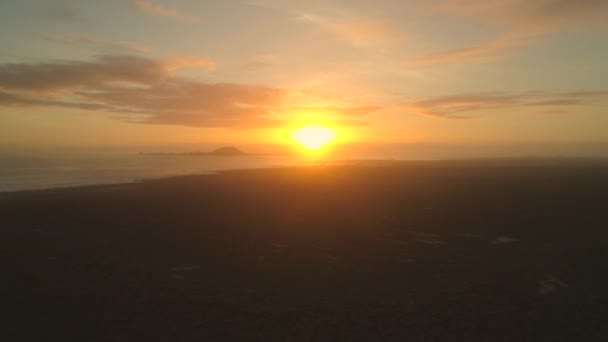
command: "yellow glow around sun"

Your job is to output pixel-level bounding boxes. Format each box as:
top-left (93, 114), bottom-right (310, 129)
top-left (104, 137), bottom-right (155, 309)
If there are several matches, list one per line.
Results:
top-left (292, 125), bottom-right (336, 150)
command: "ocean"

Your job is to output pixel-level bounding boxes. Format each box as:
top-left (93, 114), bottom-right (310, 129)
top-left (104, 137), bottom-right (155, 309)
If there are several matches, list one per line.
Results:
top-left (0, 152), bottom-right (312, 192)
top-left (2, 142), bottom-right (606, 192)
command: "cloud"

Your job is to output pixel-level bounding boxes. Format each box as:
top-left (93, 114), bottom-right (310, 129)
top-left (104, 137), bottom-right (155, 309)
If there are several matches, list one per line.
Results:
top-left (134, 0), bottom-right (200, 23)
top-left (44, 34), bottom-right (150, 54)
top-left (0, 55), bottom-right (215, 92)
top-left (244, 54), bottom-right (279, 69)
top-left (414, 0), bottom-right (608, 66)
top-left (286, 106), bottom-right (382, 116)
top-left (297, 13), bottom-right (403, 47)
top-left (407, 34), bottom-right (530, 66)
top-left (86, 81), bottom-right (285, 128)
top-left (0, 55), bottom-right (164, 92)
top-left (402, 91), bottom-right (608, 118)
top-left (44, 4), bottom-right (82, 22)
top-left (432, 0), bottom-right (608, 33)
top-left (541, 109), bottom-right (570, 115)
top-left (0, 55), bottom-right (296, 129)
top-left (332, 119), bottom-right (371, 127)
top-left (163, 55), bottom-right (216, 71)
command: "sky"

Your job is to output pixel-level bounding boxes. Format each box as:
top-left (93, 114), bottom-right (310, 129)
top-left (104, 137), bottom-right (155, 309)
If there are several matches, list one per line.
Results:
top-left (0, 0), bottom-right (607, 151)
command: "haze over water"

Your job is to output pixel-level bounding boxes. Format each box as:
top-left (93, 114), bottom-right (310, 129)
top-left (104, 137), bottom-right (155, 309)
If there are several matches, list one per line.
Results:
top-left (2, 142), bottom-right (606, 192)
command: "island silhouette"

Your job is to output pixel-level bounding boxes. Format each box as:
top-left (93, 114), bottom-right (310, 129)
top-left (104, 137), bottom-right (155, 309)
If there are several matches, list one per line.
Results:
top-left (140, 146), bottom-right (283, 157)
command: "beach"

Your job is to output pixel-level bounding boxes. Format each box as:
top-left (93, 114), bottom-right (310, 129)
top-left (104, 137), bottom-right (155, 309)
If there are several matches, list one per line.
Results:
top-left (2, 159), bottom-right (608, 341)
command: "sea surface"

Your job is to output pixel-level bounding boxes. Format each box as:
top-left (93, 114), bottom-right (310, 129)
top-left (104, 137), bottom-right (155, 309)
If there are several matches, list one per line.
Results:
top-left (0, 144), bottom-right (424, 192)
top-left (2, 142), bottom-right (606, 192)
top-left (0, 152), bottom-right (313, 192)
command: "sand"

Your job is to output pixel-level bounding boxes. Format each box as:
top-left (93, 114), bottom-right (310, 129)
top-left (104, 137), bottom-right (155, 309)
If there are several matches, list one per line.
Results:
top-left (2, 159), bottom-right (608, 341)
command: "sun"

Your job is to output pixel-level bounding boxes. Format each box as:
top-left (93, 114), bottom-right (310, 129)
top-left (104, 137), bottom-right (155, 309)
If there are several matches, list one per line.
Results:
top-left (291, 125), bottom-right (336, 150)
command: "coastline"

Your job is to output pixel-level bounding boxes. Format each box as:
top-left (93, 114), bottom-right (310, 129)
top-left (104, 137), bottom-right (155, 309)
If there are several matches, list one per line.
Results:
top-left (0, 154), bottom-right (311, 194)
top-left (2, 159), bottom-right (608, 339)
top-left (2, 156), bottom-right (607, 194)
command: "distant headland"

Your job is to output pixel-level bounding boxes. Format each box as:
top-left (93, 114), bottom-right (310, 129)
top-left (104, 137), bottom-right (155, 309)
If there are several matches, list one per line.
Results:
top-left (139, 146), bottom-right (281, 157)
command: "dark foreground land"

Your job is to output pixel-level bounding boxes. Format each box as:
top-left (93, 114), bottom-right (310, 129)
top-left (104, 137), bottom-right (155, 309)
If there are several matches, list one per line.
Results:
top-left (2, 159), bottom-right (608, 341)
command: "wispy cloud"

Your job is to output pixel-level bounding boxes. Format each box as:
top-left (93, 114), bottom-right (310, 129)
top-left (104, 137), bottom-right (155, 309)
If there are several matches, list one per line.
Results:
top-left (414, 0), bottom-right (608, 66)
top-left (332, 119), bottom-right (371, 127)
top-left (0, 55), bottom-right (166, 92)
top-left (162, 55), bottom-right (216, 71)
top-left (43, 4), bottom-right (82, 23)
top-left (403, 91), bottom-right (608, 119)
top-left (0, 55), bottom-right (288, 129)
top-left (44, 34), bottom-right (150, 54)
top-left (285, 106), bottom-right (382, 116)
top-left (407, 34), bottom-right (529, 66)
top-left (297, 12), bottom-right (403, 47)
top-left (4, 55), bottom-right (602, 126)
top-left (0, 55), bottom-right (366, 129)
top-left (0, 54), bottom-right (382, 129)
top-left (244, 54), bottom-right (279, 70)
top-left (134, 0), bottom-right (200, 23)
top-left (432, 0), bottom-right (608, 34)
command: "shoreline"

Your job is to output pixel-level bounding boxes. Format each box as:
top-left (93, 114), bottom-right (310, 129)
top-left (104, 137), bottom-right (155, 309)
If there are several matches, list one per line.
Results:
top-left (2, 156), bottom-right (607, 195)
top-left (2, 159), bottom-right (608, 340)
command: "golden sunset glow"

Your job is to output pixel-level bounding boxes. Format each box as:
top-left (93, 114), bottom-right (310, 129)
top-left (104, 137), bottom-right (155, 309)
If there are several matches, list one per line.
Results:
top-left (0, 1), bottom-right (606, 153)
top-left (1, 2), bottom-right (606, 341)
top-left (291, 125), bottom-right (336, 150)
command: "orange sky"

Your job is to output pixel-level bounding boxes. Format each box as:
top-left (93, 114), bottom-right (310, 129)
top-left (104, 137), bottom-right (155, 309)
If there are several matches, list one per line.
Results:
top-left (0, 0), bottom-right (607, 151)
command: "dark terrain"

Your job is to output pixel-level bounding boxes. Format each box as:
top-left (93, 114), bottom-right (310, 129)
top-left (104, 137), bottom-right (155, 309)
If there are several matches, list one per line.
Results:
top-left (2, 159), bottom-right (608, 341)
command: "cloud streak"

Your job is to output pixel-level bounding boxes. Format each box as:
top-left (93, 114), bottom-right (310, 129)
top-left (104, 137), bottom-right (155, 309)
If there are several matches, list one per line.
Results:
top-left (297, 12), bottom-right (403, 47)
top-left (44, 34), bottom-right (150, 54)
top-left (414, 0), bottom-right (608, 66)
top-left (0, 55), bottom-right (369, 129)
top-left (403, 91), bottom-right (608, 118)
top-left (407, 34), bottom-right (530, 66)
top-left (134, 0), bottom-right (200, 23)
top-left (432, 0), bottom-right (608, 33)
top-left (2, 55), bottom-right (603, 127)
top-left (0, 55), bottom-right (291, 129)
top-left (162, 55), bottom-right (216, 71)
top-left (44, 4), bottom-right (82, 23)
top-left (285, 106), bottom-right (382, 116)
top-left (244, 54), bottom-right (279, 70)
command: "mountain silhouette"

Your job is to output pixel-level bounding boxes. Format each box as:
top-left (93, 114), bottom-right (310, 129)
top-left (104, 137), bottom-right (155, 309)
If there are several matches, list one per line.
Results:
top-left (139, 146), bottom-right (282, 156)
top-left (207, 146), bottom-right (245, 156)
